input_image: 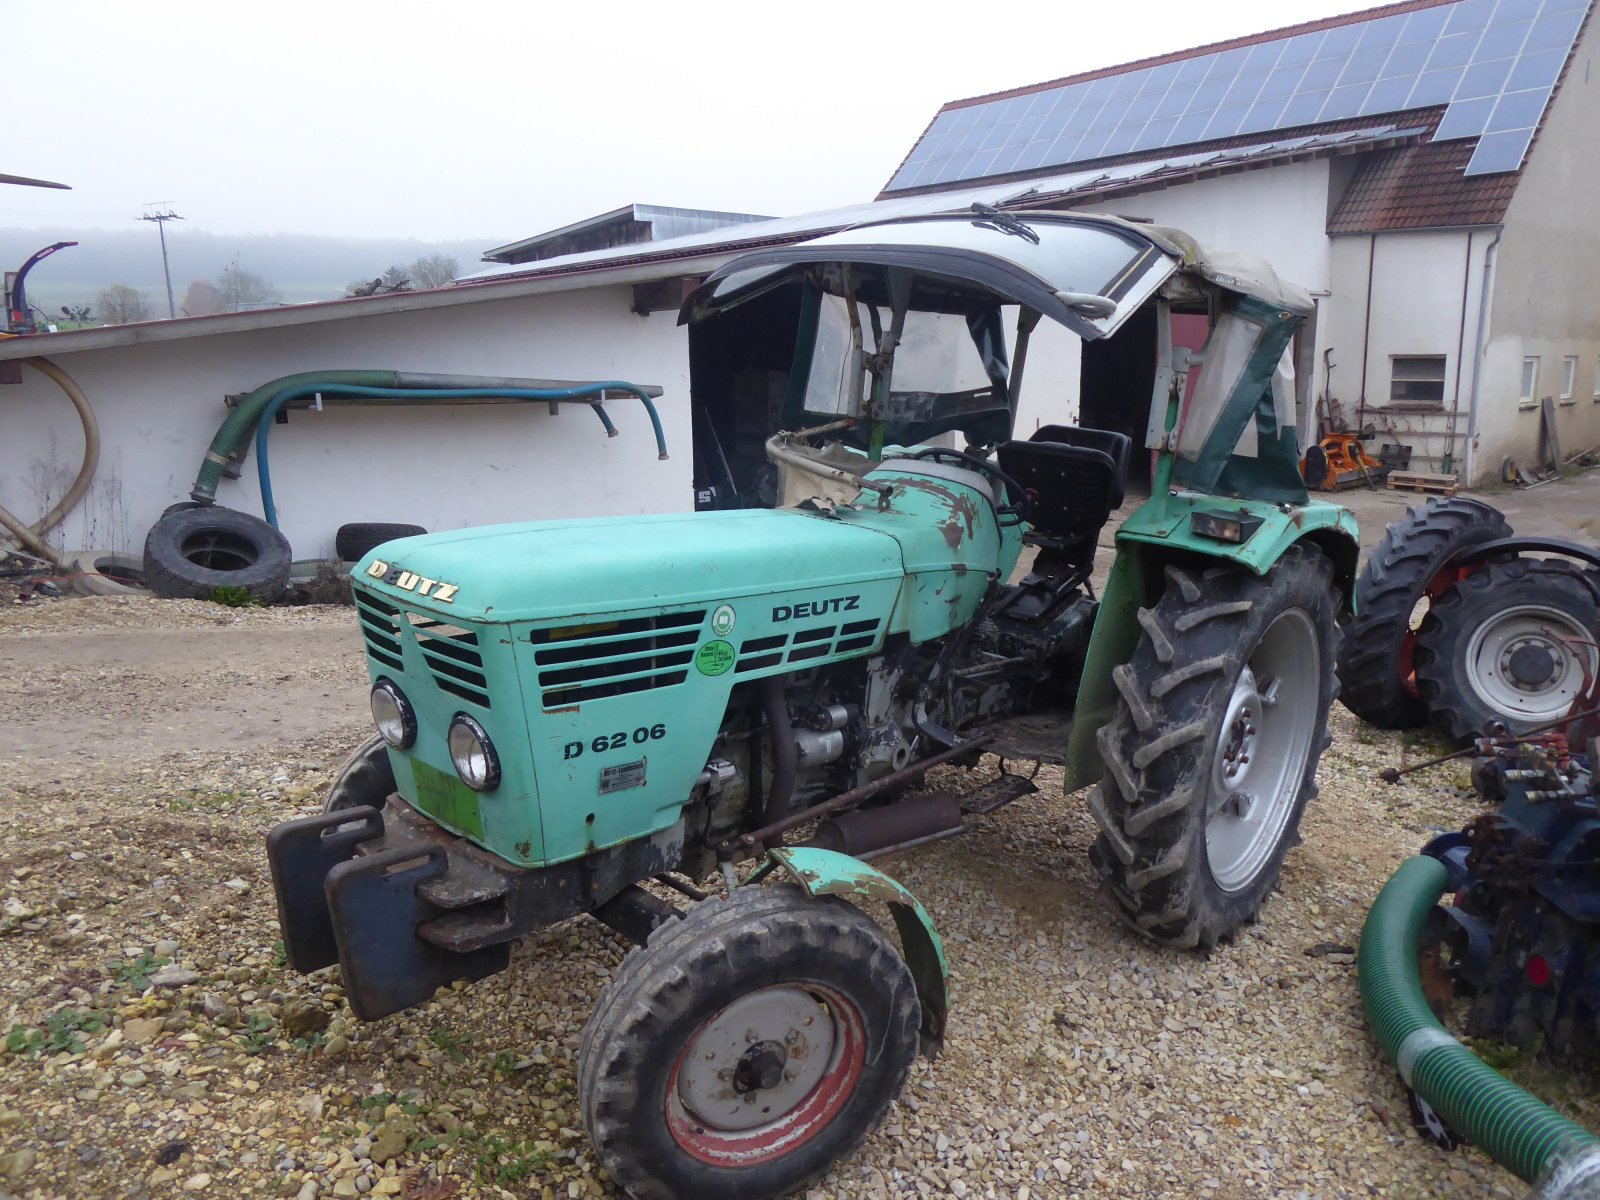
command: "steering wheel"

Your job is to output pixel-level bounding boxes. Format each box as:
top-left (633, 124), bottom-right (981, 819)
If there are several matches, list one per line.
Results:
top-left (908, 447), bottom-right (1032, 525)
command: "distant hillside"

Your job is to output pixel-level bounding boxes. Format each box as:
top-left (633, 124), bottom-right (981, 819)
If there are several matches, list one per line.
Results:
top-left (0, 226), bottom-right (511, 316)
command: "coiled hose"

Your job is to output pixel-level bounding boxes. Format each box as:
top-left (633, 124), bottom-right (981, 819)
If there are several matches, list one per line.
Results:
top-left (1359, 855), bottom-right (1600, 1189)
top-left (0, 357), bottom-right (99, 566)
top-left (248, 381), bottom-right (666, 529)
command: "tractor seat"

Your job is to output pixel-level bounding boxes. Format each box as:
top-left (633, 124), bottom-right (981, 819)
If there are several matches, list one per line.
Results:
top-left (997, 424), bottom-right (1132, 552)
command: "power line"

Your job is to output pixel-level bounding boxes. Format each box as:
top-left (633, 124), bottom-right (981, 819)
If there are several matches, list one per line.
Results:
top-left (139, 205), bottom-right (183, 319)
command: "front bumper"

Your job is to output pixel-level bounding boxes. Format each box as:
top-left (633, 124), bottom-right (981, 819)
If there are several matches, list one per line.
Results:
top-left (266, 795), bottom-right (687, 1020)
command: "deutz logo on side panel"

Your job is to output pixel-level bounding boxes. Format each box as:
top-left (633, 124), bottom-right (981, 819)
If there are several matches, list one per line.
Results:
top-left (772, 594), bottom-right (860, 622)
top-left (366, 559), bottom-right (459, 604)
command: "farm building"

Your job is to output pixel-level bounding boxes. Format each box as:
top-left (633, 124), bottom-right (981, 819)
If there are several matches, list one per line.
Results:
top-left (1, 0), bottom-right (1595, 570)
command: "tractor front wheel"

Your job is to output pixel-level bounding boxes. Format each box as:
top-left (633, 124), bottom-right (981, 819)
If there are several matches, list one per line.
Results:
top-left (1089, 546), bottom-right (1339, 948)
top-left (323, 734), bottom-right (396, 813)
top-left (578, 884), bottom-right (920, 1200)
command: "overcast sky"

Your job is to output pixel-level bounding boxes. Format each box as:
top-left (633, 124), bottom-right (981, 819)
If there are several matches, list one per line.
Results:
top-left (7, 0), bottom-right (1361, 243)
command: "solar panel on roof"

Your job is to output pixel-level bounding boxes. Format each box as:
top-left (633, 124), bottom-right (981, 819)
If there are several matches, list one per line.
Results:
top-left (886, 0), bottom-right (1589, 192)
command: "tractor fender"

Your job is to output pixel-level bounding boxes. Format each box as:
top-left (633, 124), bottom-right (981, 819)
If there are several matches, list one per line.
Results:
top-left (764, 845), bottom-right (949, 1056)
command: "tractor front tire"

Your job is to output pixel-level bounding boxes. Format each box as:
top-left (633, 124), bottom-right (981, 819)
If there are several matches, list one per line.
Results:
top-left (578, 884), bottom-right (920, 1200)
top-left (1088, 546), bottom-right (1339, 948)
top-left (323, 735), bottom-right (396, 813)
top-left (1336, 497), bottom-right (1511, 729)
top-left (1415, 557), bottom-right (1599, 742)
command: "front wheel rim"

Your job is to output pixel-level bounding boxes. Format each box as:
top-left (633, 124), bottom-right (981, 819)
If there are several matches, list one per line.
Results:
top-left (1461, 603), bottom-right (1596, 724)
top-left (1206, 608), bottom-right (1320, 892)
top-left (665, 982), bottom-right (865, 1166)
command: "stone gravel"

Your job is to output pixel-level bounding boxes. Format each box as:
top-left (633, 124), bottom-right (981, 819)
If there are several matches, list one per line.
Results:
top-left (2, 595), bottom-right (1596, 1200)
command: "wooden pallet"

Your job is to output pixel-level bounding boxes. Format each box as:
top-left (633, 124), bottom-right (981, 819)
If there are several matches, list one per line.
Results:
top-left (1387, 470), bottom-right (1459, 496)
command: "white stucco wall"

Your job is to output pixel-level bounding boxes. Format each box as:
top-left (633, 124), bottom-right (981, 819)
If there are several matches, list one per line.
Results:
top-left (0, 285), bottom-right (693, 561)
top-left (1473, 21), bottom-right (1600, 482)
top-left (1322, 229), bottom-right (1483, 473)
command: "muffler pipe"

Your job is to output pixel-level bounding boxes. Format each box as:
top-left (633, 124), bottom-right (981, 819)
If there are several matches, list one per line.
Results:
top-left (803, 793), bottom-right (963, 858)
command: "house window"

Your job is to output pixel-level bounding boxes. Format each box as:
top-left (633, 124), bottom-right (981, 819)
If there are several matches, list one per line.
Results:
top-left (1389, 355), bottom-right (1446, 407)
top-left (1594, 359), bottom-right (1600, 402)
top-left (1560, 355), bottom-right (1578, 402)
top-left (1520, 356), bottom-right (1540, 408)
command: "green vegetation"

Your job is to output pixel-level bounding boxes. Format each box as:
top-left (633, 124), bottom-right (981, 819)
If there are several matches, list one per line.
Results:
top-left (5, 1008), bottom-right (107, 1056)
top-left (208, 585), bottom-right (263, 608)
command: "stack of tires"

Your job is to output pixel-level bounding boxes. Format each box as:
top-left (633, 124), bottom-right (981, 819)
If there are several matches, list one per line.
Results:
top-left (1338, 497), bottom-right (1599, 742)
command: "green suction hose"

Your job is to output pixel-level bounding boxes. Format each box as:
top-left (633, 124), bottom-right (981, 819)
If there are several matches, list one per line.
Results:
top-left (1359, 856), bottom-right (1600, 1188)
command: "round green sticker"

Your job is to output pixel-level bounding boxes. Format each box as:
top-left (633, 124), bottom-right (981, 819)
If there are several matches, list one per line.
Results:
top-left (695, 640), bottom-right (736, 676)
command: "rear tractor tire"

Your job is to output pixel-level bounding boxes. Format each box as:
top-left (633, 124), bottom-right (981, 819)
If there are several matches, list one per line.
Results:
top-left (323, 734), bottom-right (396, 813)
top-left (578, 884), bottom-right (920, 1200)
top-left (1088, 546), bottom-right (1340, 948)
top-left (1336, 497), bottom-right (1511, 729)
top-left (1415, 557), bottom-right (1600, 742)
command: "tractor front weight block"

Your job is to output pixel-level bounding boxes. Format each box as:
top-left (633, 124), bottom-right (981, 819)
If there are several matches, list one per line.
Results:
top-left (266, 804), bottom-right (509, 1021)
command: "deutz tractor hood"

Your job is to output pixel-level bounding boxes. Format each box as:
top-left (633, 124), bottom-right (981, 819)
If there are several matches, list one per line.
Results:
top-left (681, 210), bottom-right (1182, 340)
top-left (354, 509), bottom-right (904, 624)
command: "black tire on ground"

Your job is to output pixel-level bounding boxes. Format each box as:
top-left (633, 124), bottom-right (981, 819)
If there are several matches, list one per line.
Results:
top-left (163, 501), bottom-right (206, 517)
top-left (335, 523), bottom-right (427, 562)
top-left (142, 506), bottom-right (293, 602)
top-left (1336, 497), bottom-right (1512, 729)
top-left (1415, 557), bottom-right (1600, 742)
top-left (323, 734), bottom-right (397, 813)
top-left (1087, 546), bottom-right (1340, 949)
top-left (578, 884), bottom-right (920, 1200)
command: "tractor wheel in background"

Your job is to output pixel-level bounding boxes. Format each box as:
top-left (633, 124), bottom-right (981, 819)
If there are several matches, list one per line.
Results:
top-left (1414, 557), bottom-right (1599, 742)
top-left (578, 884), bottom-right (920, 1200)
top-left (142, 505), bottom-right (292, 602)
top-left (323, 735), bottom-right (397, 814)
top-left (1088, 545), bottom-right (1339, 948)
top-left (335, 523), bottom-right (427, 562)
top-left (1336, 497), bottom-right (1512, 729)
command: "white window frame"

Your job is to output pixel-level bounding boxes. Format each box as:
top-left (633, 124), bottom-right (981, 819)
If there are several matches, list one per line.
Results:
top-left (1593, 358), bottom-right (1600, 403)
top-left (1388, 354), bottom-right (1447, 408)
top-left (1560, 355), bottom-right (1578, 404)
top-left (1520, 356), bottom-right (1540, 409)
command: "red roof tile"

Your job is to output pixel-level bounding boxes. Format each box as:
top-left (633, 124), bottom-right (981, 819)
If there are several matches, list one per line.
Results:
top-left (1326, 136), bottom-right (1520, 232)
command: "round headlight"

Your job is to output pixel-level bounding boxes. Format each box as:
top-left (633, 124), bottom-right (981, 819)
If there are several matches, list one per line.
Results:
top-left (370, 679), bottom-right (416, 749)
top-left (448, 714), bottom-right (500, 792)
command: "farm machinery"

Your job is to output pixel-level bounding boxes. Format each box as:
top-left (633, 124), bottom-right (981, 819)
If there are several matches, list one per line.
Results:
top-left (267, 207), bottom-right (1360, 1199)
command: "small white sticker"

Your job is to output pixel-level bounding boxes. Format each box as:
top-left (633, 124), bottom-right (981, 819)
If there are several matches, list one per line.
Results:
top-left (600, 759), bottom-right (647, 794)
top-left (711, 604), bottom-right (736, 637)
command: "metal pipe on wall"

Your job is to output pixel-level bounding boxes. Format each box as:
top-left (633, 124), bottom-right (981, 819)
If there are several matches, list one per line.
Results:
top-left (1463, 227), bottom-right (1505, 486)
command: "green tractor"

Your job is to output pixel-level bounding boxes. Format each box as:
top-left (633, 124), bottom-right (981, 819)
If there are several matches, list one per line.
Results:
top-left (268, 208), bottom-right (1358, 1199)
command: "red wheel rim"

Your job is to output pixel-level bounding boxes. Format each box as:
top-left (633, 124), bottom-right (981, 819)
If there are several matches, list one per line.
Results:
top-left (664, 982), bottom-right (866, 1167)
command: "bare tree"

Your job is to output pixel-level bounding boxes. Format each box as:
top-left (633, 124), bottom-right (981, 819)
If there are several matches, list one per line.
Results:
top-left (181, 279), bottom-right (223, 317)
top-left (96, 284), bottom-right (150, 324)
top-left (381, 265), bottom-right (411, 290)
top-left (409, 253), bottom-right (459, 289)
top-left (217, 264), bottom-right (282, 310)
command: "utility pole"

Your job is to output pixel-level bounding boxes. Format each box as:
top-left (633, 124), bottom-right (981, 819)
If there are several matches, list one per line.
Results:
top-left (139, 205), bottom-right (183, 319)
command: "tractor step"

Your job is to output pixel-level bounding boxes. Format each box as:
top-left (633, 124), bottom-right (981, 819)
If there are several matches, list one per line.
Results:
top-left (959, 773), bottom-right (1039, 815)
top-left (1388, 470), bottom-right (1459, 496)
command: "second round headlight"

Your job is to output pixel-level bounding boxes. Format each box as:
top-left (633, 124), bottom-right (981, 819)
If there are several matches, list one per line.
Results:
top-left (448, 714), bottom-right (500, 792)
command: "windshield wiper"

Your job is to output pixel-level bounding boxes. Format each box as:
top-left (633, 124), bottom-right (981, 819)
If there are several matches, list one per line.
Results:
top-left (969, 202), bottom-right (1040, 245)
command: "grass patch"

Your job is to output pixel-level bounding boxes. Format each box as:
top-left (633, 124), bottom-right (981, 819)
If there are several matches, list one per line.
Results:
top-left (108, 952), bottom-right (169, 991)
top-left (208, 585), bottom-right (263, 608)
top-left (472, 1135), bottom-right (551, 1187)
top-left (428, 1025), bottom-right (471, 1064)
top-left (5, 1008), bottom-right (107, 1056)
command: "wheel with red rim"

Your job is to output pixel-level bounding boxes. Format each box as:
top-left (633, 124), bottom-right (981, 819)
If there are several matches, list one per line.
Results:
top-left (578, 885), bottom-right (919, 1200)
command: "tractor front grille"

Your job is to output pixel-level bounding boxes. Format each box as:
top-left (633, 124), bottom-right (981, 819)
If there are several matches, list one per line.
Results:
top-left (406, 614), bottom-right (489, 708)
top-left (532, 611), bottom-right (705, 708)
top-left (354, 589), bottom-right (490, 709)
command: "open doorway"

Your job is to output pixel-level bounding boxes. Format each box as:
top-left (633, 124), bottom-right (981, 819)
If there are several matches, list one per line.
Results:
top-left (687, 283), bottom-right (803, 509)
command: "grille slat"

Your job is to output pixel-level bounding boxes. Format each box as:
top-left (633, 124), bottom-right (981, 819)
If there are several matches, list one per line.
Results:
top-left (353, 587), bottom-right (490, 710)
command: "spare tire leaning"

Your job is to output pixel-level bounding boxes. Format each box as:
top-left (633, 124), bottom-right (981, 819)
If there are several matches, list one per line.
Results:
top-left (335, 522), bottom-right (427, 562)
top-left (143, 506), bottom-right (292, 602)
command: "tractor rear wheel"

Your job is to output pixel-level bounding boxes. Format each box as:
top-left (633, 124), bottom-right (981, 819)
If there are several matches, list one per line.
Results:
top-left (1088, 546), bottom-right (1339, 948)
top-left (1336, 497), bottom-right (1511, 729)
top-left (578, 884), bottom-right (919, 1200)
top-left (1415, 557), bottom-right (1599, 741)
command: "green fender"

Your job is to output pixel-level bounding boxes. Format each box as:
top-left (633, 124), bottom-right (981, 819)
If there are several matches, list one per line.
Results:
top-left (764, 846), bottom-right (949, 1056)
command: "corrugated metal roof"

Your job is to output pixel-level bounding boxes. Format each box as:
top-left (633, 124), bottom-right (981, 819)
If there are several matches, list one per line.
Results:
top-left (482, 204), bottom-right (775, 264)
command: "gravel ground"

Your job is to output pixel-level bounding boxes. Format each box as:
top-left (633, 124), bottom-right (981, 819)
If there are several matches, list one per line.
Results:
top-left (2, 595), bottom-right (1597, 1200)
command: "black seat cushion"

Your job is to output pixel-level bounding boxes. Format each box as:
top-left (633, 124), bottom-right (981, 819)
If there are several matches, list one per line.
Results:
top-left (997, 424), bottom-right (1132, 554)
